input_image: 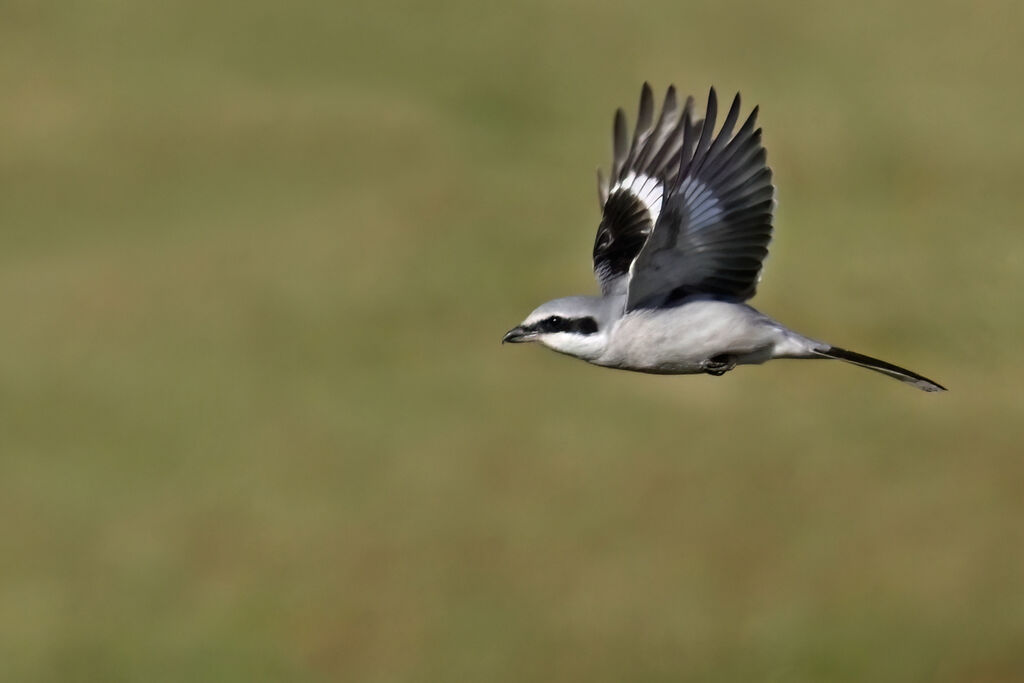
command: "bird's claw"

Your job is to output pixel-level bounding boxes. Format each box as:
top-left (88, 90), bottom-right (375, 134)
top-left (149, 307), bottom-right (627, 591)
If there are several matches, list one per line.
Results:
top-left (702, 354), bottom-right (736, 376)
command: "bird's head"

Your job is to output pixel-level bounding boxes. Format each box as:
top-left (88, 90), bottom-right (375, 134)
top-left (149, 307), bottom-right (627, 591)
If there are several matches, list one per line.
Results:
top-left (502, 296), bottom-right (611, 361)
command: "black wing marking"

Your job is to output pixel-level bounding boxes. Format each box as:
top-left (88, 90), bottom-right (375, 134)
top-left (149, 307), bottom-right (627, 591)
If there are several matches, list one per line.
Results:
top-left (625, 88), bottom-right (775, 310)
top-left (593, 84), bottom-right (695, 296)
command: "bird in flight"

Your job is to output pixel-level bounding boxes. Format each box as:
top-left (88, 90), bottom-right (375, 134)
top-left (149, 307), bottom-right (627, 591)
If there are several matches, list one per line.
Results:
top-left (503, 84), bottom-right (945, 392)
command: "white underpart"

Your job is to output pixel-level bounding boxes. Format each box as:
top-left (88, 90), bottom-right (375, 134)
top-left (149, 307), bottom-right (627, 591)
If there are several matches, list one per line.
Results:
top-left (597, 300), bottom-right (820, 374)
top-left (612, 172), bottom-right (664, 223)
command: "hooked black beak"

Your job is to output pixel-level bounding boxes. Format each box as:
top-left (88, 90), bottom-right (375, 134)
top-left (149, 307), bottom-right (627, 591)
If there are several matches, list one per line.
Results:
top-left (502, 325), bottom-right (536, 344)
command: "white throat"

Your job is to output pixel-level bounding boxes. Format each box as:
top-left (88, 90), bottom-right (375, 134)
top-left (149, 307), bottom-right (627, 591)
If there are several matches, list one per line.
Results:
top-left (538, 329), bottom-right (609, 361)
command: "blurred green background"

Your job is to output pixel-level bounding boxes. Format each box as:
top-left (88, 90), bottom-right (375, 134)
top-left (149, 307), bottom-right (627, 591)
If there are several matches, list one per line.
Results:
top-left (3, 1), bottom-right (1023, 681)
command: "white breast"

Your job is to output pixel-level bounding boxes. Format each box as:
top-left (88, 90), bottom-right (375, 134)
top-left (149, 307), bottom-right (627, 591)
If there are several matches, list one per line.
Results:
top-left (596, 300), bottom-right (785, 373)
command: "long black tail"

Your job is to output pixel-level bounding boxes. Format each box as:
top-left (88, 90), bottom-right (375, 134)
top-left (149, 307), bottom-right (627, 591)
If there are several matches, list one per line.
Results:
top-left (813, 345), bottom-right (946, 392)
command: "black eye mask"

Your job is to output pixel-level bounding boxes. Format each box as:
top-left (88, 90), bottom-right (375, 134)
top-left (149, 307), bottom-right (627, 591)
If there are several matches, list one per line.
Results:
top-left (536, 316), bottom-right (598, 335)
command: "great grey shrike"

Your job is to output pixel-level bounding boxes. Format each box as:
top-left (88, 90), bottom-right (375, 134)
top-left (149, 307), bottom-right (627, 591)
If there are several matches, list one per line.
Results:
top-left (503, 84), bottom-right (945, 392)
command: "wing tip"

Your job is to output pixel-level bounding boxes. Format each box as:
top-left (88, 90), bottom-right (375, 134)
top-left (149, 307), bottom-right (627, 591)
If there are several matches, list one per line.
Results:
top-left (614, 107), bottom-right (627, 129)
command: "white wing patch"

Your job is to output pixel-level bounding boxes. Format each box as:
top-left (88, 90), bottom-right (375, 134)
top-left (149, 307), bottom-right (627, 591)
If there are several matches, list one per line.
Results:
top-left (612, 172), bottom-right (664, 223)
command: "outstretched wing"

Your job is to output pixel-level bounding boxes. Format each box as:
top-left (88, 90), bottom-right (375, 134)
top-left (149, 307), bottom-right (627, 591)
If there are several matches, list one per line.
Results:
top-left (592, 84), bottom-right (699, 296)
top-left (625, 88), bottom-right (774, 311)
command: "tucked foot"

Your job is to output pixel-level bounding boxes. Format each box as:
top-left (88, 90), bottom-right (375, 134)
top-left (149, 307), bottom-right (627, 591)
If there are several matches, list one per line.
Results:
top-left (702, 354), bottom-right (737, 376)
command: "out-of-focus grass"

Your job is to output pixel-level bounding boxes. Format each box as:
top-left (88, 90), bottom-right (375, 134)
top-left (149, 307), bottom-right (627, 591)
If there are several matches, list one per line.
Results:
top-left (2, 1), bottom-right (1023, 681)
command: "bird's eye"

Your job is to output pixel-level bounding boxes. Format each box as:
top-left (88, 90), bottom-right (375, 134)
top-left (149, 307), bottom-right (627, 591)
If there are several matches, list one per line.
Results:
top-left (547, 316), bottom-right (564, 326)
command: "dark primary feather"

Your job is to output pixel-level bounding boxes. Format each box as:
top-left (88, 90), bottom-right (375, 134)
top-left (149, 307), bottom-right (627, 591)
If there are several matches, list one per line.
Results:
top-left (593, 84), bottom-right (693, 295)
top-left (625, 83), bottom-right (655, 172)
top-left (626, 87), bottom-right (775, 310)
